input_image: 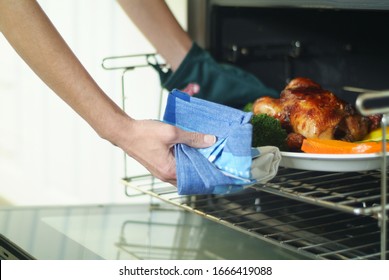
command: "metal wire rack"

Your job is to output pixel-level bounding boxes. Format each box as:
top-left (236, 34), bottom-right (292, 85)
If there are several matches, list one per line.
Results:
top-left (122, 168), bottom-right (387, 216)
top-left (122, 173), bottom-right (388, 260)
top-left (253, 168), bottom-right (387, 216)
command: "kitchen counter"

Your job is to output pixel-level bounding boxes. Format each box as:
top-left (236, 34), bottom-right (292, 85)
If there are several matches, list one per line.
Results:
top-left (0, 202), bottom-right (306, 260)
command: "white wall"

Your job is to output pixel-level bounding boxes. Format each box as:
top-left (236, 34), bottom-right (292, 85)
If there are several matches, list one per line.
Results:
top-left (0, 0), bottom-right (187, 206)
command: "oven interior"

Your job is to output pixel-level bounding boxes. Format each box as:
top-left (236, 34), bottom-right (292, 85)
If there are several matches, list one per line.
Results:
top-left (208, 7), bottom-right (389, 104)
top-left (103, 5), bottom-right (389, 260)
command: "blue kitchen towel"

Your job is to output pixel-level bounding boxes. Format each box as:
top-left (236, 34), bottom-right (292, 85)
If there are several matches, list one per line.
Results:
top-left (163, 89), bottom-right (255, 195)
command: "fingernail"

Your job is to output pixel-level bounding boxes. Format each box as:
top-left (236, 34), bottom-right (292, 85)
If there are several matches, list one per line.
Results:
top-left (204, 135), bottom-right (216, 144)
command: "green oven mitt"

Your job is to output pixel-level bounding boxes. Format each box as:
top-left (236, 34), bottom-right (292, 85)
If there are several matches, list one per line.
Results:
top-left (148, 43), bottom-right (279, 109)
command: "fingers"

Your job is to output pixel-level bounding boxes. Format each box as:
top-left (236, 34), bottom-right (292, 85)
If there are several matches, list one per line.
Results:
top-left (177, 130), bottom-right (216, 149)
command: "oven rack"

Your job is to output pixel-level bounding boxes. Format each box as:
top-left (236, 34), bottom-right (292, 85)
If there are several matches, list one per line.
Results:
top-left (122, 174), bottom-right (388, 260)
top-left (123, 168), bottom-right (388, 218)
top-left (252, 168), bottom-right (388, 217)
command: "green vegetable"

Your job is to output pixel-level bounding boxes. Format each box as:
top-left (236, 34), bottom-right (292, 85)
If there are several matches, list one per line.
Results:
top-left (243, 102), bottom-right (253, 112)
top-left (251, 114), bottom-right (288, 150)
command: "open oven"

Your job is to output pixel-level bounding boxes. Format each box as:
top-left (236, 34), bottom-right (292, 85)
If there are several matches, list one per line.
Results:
top-left (104, 0), bottom-right (389, 260)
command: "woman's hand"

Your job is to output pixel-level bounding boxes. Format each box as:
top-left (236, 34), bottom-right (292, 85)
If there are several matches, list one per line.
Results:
top-left (114, 118), bottom-right (216, 185)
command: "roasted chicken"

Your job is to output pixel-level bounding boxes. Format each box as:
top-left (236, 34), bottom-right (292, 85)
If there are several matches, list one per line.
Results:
top-left (253, 77), bottom-right (380, 150)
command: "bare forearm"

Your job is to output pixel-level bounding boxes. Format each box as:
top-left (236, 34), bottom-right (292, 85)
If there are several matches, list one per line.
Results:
top-left (117, 0), bottom-right (191, 71)
top-left (0, 0), bottom-right (130, 143)
top-left (0, 0), bottom-right (216, 185)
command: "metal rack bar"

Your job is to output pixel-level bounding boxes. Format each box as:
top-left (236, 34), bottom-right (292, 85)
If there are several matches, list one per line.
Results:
top-left (356, 91), bottom-right (389, 260)
top-left (380, 114), bottom-right (388, 259)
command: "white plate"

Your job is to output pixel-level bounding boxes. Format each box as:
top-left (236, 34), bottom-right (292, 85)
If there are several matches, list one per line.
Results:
top-left (280, 152), bottom-right (387, 172)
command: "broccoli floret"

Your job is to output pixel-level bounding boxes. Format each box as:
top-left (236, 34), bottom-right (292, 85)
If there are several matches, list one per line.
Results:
top-left (243, 102), bottom-right (253, 112)
top-left (251, 114), bottom-right (288, 150)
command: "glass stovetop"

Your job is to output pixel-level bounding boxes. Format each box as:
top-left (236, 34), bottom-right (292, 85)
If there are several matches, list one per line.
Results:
top-left (0, 202), bottom-right (305, 260)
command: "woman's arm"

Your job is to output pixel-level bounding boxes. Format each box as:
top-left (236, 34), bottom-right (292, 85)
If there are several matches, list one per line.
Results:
top-left (0, 0), bottom-right (125, 141)
top-left (117, 0), bottom-right (192, 71)
top-left (0, 0), bottom-right (214, 184)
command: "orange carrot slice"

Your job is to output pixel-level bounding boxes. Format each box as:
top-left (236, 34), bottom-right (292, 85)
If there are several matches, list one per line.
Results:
top-left (301, 138), bottom-right (388, 154)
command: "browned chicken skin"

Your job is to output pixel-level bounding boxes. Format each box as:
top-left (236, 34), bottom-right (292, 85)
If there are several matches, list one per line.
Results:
top-left (253, 77), bottom-right (378, 150)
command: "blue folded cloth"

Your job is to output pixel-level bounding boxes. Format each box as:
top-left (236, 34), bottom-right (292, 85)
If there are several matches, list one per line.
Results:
top-left (163, 89), bottom-right (256, 195)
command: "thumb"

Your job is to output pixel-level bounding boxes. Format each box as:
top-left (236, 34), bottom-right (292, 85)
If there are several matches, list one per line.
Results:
top-left (178, 130), bottom-right (216, 149)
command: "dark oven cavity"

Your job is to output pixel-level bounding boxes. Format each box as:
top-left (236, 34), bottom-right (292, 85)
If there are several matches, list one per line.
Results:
top-left (208, 6), bottom-right (389, 104)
